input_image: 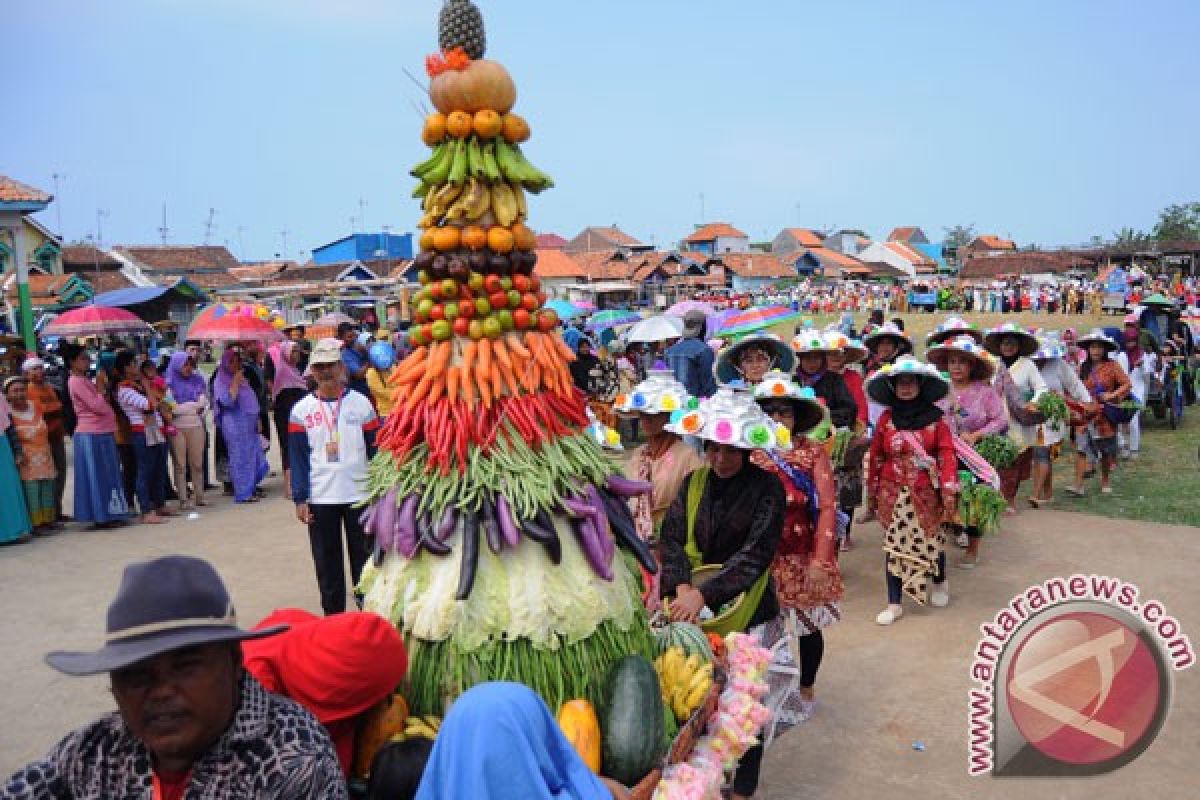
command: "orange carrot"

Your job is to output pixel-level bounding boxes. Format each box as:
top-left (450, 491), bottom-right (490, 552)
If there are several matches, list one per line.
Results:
top-left (551, 334), bottom-right (576, 362)
top-left (492, 338), bottom-right (513, 373)
top-left (478, 338), bottom-right (493, 377)
top-left (429, 340), bottom-right (452, 375)
top-left (506, 334), bottom-right (531, 361)
top-left (429, 372), bottom-right (446, 404)
top-left (489, 362), bottom-right (504, 400)
top-left (461, 339), bottom-right (477, 370)
top-left (519, 361), bottom-right (539, 393)
top-left (478, 375), bottom-right (493, 407)
top-left (446, 366), bottom-right (460, 403)
top-left (460, 366), bottom-right (477, 408)
top-left (407, 370), bottom-right (433, 409)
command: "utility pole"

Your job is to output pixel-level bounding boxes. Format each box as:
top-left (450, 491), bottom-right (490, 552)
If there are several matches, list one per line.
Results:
top-left (279, 229), bottom-right (290, 260)
top-left (203, 208), bottom-right (217, 246)
top-left (236, 226), bottom-right (246, 260)
top-left (158, 203), bottom-right (170, 245)
top-left (96, 209), bottom-right (109, 248)
top-left (52, 173), bottom-right (66, 235)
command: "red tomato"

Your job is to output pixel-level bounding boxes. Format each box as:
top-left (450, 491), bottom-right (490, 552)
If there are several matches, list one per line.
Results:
top-left (452, 317), bottom-right (471, 337)
top-left (489, 291), bottom-right (510, 310)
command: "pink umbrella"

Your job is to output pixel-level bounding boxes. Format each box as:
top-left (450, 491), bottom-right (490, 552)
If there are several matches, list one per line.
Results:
top-left (187, 311), bottom-right (283, 342)
top-left (45, 305), bottom-right (153, 337)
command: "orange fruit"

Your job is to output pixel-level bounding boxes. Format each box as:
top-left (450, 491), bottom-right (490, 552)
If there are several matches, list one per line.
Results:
top-left (433, 226), bottom-right (461, 252)
top-left (487, 226), bottom-right (515, 254)
top-left (446, 111), bottom-right (473, 139)
top-left (422, 113), bottom-right (447, 145)
top-left (419, 228), bottom-right (437, 251)
top-left (510, 223), bottom-right (537, 251)
top-left (502, 113), bottom-right (530, 143)
top-left (461, 225), bottom-right (487, 251)
top-left (473, 109), bottom-right (504, 139)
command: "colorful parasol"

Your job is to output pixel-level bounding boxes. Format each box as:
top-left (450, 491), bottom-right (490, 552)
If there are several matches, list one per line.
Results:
top-left (545, 299), bottom-right (583, 320)
top-left (586, 309), bottom-right (641, 331)
top-left (186, 305), bottom-right (284, 342)
top-left (573, 300), bottom-right (597, 312)
top-left (44, 305), bottom-right (153, 338)
top-left (666, 300), bottom-right (715, 317)
top-left (716, 305), bottom-right (802, 338)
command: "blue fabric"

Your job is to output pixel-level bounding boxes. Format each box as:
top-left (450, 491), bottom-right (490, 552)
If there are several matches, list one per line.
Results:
top-left (562, 326), bottom-right (584, 352)
top-left (0, 433), bottom-right (32, 542)
top-left (165, 351), bottom-right (207, 404)
top-left (130, 433), bottom-right (167, 513)
top-left (666, 337), bottom-right (717, 398)
top-left (288, 429), bottom-right (313, 505)
top-left (415, 682), bottom-right (610, 800)
top-left (340, 347), bottom-right (370, 395)
top-left (70, 432), bottom-right (132, 524)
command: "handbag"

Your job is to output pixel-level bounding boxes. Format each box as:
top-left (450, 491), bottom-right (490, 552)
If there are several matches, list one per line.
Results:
top-left (996, 367), bottom-right (1046, 426)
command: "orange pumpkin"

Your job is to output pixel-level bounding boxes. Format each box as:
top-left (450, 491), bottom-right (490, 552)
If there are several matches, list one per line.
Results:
top-left (433, 227), bottom-right (461, 252)
top-left (461, 225), bottom-right (487, 251)
top-left (419, 228), bottom-right (437, 252)
top-left (445, 111), bottom-right (473, 139)
top-left (472, 109), bottom-right (504, 139)
top-left (502, 113), bottom-right (531, 143)
top-left (510, 222), bottom-right (537, 252)
top-left (429, 60), bottom-right (517, 114)
top-left (422, 113), bottom-right (447, 145)
top-left (556, 699), bottom-right (602, 773)
top-left (486, 226), bottom-right (515, 254)
top-left (353, 694), bottom-right (409, 779)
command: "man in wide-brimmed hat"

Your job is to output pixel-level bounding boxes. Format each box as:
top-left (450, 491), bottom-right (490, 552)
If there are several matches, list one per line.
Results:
top-left (3, 556), bottom-right (346, 798)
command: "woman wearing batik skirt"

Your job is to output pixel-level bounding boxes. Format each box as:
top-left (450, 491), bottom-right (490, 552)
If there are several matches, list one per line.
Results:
top-left (750, 371), bottom-right (842, 731)
top-left (1067, 329), bottom-right (1133, 496)
top-left (5, 376), bottom-right (58, 533)
top-left (983, 323), bottom-right (1047, 513)
top-left (864, 358), bottom-right (959, 626)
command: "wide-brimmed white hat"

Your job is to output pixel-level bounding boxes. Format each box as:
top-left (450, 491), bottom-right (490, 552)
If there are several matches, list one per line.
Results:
top-left (925, 335), bottom-right (996, 382)
top-left (821, 330), bottom-right (868, 364)
top-left (926, 315), bottom-right (984, 347)
top-left (983, 323), bottom-right (1039, 358)
top-left (613, 370), bottom-right (693, 416)
top-left (665, 386), bottom-right (785, 451)
top-left (752, 371), bottom-right (826, 436)
top-left (863, 323), bottom-right (913, 355)
top-left (864, 356), bottom-right (949, 407)
top-left (791, 329), bottom-right (832, 356)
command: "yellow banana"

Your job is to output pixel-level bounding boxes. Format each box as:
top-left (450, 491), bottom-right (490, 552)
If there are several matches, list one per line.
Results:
top-left (684, 679), bottom-right (711, 712)
top-left (464, 179), bottom-right (490, 221)
top-left (444, 178), bottom-right (478, 222)
top-left (491, 182), bottom-right (517, 226)
top-left (513, 184), bottom-right (528, 221)
top-left (424, 715), bottom-right (442, 732)
top-left (428, 182), bottom-right (463, 217)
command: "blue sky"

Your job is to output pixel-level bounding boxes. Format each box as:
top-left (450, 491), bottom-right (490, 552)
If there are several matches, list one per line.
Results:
top-left (8, 0), bottom-right (1199, 260)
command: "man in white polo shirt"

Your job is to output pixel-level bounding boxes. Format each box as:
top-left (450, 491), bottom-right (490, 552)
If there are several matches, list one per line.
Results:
top-left (288, 338), bottom-right (380, 615)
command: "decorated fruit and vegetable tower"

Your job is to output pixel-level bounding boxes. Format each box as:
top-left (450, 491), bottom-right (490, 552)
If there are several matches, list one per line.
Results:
top-left (360, 0), bottom-right (658, 717)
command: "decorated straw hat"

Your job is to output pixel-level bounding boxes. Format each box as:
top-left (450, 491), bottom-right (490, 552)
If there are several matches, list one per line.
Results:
top-left (1075, 327), bottom-right (1119, 353)
top-left (862, 322), bottom-right (913, 355)
top-left (584, 407), bottom-right (624, 451)
top-left (613, 369), bottom-right (693, 417)
top-left (665, 386), bottom-right (785, 451)
top-left (925, 315), bottom-right (984, 347)
top-left (821, 330), bottom-right (868, 364)
top-left (790, 329), bottom-right (832, 356)
top-left (982, 322), bottom-right (1039, 358)
top-left (752, 371), bottom-right (826, 437)
top-left (864, 356), bottom-right (950, 407)
top-left (925, 335), bottom-right (996, 382)
top-left (1033, 341), bottom-right (1067, 362)
top-left (714, 333), bottom-right (796, 384)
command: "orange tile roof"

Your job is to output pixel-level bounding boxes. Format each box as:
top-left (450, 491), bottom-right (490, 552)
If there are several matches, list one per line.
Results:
top-left (86, 271), bottom-right (137, 293)
top-left (565, 226), bottom-right (643, 251)
top-left (532, 248), bottom-right (586, 279)
top-left (62, 245), bottom-right (122, 270)
top-left (535, 232), bottom-right (568, 249)
top-left (717, 253), bottom-right (793, 278)
top-left (973, 235), bottom-right (1017, 251)
top-left (810, 247), bottom-right (867, 270)
top-left (0, 175), bottom-right (51, 204)
top-left (680, 251), bottom-right (711, 264)
top-left (227, 261), bottom-right (295, 283)
top-left (887, 226), bottom-right (921, 242)
top-left (685, 222), bottom-right (747, 243)
top-left (570, 250), bottom-right (639, 281)
top-left (782, 228), bottom-right (824, 247)
top-left (883, 241), bottom-right (935, 265)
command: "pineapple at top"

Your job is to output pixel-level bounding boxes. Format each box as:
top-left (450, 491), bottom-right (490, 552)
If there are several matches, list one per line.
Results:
top-left (439, 0), bottom-right (486, 60)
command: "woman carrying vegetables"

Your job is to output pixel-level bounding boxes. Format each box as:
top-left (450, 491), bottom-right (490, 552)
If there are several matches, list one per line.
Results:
top-left (927, 335), bottom-right (1006, 568)
top-left (1067, 330), bottom-right (1133, 497)
top-left (659, 387), bottom-right (785, 800)
top-left (613, 370), bottom-right (704, 609)
top-left (750, 371), bottom-right (842, 729)
top-left (1031, 339), bottom-right (1092, 507)
top-left (864, 358), bottom-right (959, 626)
top-left (982, 323), bottom-right (1047, 514)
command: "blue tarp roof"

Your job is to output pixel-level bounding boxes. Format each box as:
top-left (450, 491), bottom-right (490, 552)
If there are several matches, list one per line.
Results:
top-left (93, 286), bottom-right (173, 307)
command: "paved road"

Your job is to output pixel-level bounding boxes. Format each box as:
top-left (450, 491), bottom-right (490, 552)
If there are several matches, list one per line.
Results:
top-left (1, 468), bottom-right (1196, 798)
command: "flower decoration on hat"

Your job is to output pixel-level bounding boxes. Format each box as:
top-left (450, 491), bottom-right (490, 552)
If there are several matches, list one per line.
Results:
top-left (791, 332), bottom-right (828, 354)
top-left (926, 315), bottom-right (983, 346)
top-left (613, 370), bottom-right (693, 415)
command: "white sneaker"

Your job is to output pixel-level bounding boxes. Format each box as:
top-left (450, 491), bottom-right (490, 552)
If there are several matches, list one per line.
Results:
top-left (876, 605), bottom-right (904, 625)
top-left (931, 583), bottom-right (950, 608)
top-left (956, 532), bottom-right (969, 548)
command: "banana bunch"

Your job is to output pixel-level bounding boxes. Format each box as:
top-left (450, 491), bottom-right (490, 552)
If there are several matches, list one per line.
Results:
top-left (655, 647), bottom-right (714, 723)
top-left (494, 140), bottom-right (555, 193)
top-left (391, 714), bottom-right (442, 742)
top-left (490, 182), bottom-right (526, 226)
top-left (443, 177), bottom-right (491, 223)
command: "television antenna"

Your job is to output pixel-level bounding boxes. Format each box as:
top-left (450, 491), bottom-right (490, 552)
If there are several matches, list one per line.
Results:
top-left (203, 208), bottom-right (218, 245)
top-left (158, 203), bottom-right (170, 244)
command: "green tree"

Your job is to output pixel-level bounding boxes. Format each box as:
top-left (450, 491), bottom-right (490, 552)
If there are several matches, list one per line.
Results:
top-left (942, 224), bottom-right (976, 250)
top-left (1152, 202), bottom-right (1200, 241)
top-left (1112, 227), bottom-right (1150, 245)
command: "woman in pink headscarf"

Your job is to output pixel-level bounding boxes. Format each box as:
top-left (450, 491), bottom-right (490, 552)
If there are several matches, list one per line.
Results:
top-left (267, 340), bottom-right (310, 499)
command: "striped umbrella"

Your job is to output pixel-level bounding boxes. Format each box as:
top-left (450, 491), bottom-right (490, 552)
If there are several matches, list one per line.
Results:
top-left (44, 305), bottom-right (152, 337)
top-left (586, 309), bottom-right (641, 331)
top-left (716, 305), bottom-right (802, 338)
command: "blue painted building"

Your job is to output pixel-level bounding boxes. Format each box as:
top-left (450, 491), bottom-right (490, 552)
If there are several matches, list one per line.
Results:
top-left (912, 242), bottom-right (949, 272)
top-left (311, 232), bottom-right (412, 265)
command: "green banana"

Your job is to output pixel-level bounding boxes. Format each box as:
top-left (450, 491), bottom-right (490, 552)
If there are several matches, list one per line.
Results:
top-left (447, 138), bottom-right (469, 185)
top-left (410, 141), bottom-right (450, 180)
top-left (510, 144), bottom-right (555, 192)
top-left (494, 139), bottom-right (523, 183)
top-left (481, 141), bottom-right (502, 182)
top-left (425, 139), bottom-right (460, 186)
top-left (466, 137), bottom-right (486, 180)
top-left (412, 181), bottom-right (432, 199)
top-left (513, 184), bottom-right (528, 220)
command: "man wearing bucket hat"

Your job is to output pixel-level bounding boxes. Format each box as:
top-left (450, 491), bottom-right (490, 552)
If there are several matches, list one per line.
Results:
top-left (864, 358), bottom-right (959, 625)
top-left (749, 372), bottom-right (843, 730)
top-left (3, 555), bottom-right (346, 798)
top-left (660, 387), bottom-right (785, 800)
top-left (982, 322), bottom-right (1047, 512)
top-left (1068, 329), bottom-right (1132, 497)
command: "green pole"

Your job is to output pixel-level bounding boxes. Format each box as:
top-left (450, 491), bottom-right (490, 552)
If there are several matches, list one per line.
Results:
top-left (17, 281), bottom-right (36, 352)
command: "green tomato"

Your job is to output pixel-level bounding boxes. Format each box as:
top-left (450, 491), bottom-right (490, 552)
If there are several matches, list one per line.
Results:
top-left (482, 316), bottom-right (503, 340)
top-left (468, 319), bottom-right (484, 341)
top-left (474, 297), bottom-right (492, 317)
top-left (443, 301), bottom-right (460, 321)
top-left (497, 309), bottom-right (514, 331)
top-left (468, 271), bottom-right (485, 292)
top-left (431, 320), bottom-right (452, 341)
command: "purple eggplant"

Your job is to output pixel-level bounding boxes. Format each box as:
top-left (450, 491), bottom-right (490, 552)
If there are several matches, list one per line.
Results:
top-left (570, 516), bottom-right (614, 581)
top-left (358, 502), bottom-right (379, 537)
top-left (375, 489), bottom-right (399, 547)
top-left (434, 506), bottom-right (457, 542)
top-left (395, 494), bottom-right (420, 558)
top-left (561, 495), bottom-right (596, 519)
top-left (599, 490), bottom-right (658, 574)
top-left (372, 532), bottom-right (384, 566)
top-left (495, 495), bottom-right (521, 548)
top-left (605, 474), bottom-right (653, 498)
top-left (420, 527), bottom-right (452, 557)
top-left (521, 513), bottom-right (561, 564)
top-left (585, 485), bottom-right (615, 566)
top-left (456, 512), bottom-right (480, 600)
top-left (481, 496), bottom-right (503, 554)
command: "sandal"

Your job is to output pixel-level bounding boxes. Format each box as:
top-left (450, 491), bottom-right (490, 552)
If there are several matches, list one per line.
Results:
top-left (1063, 486), bottom-right (1086, 497)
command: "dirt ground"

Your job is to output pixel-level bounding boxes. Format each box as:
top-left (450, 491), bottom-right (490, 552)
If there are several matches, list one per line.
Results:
top-left (1, 466), bottom-right (1196, 798)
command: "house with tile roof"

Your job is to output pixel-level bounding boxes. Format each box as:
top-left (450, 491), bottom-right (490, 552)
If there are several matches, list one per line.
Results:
top-left (2, 272), bottom-right (92, 313)
top-left (531, 248), bottom-right (586, 295)
top-left (856, 241), bottom-right (926, 279)
top-left (958, 252), bottom-right (1097, 281)
top-left (535, 232), bottom-right (568, 250)
top-left (822, 229), bottom-right (872, 256)
top-left (61, 245), bottom-right (138, 294)
top-left (114, 244), bottom-right (240, 289)
top-left (783, 247), bottom-right (871, 280)
top-left (311, 232), bottom-right (413, 265)
top-left (684, 222), bottom-right (749, 257)
top-left (964, 234), bottom-right (1017, 255)
top-left (563, 226), bottom-right (644, 254)
top-left (0, 215), bottom-right (61, 276)
top-left (887, 226), bottom-right (930, 244)
top-left (771, 227), bottom-right (825, 257)
top-left (714, 253), bottom-right (793, 291)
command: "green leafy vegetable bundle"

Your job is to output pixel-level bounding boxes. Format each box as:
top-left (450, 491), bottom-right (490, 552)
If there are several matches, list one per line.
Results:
top-left (959, 483), bottom-right (1008, 535)
top-left (1036, 392), bottom-right (1070, 426)
top-left (975, 434), bottom-right (1020, 470)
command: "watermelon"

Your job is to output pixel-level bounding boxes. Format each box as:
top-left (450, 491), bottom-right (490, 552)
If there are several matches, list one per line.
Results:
top-left (655, 622), bottom-right (714, 661)
top-left (601, 655), bottom-right (665, 786)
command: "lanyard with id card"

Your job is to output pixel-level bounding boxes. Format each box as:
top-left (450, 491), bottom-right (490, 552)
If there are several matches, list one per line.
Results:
top-left (322, 394), bottom-right (343, 463)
